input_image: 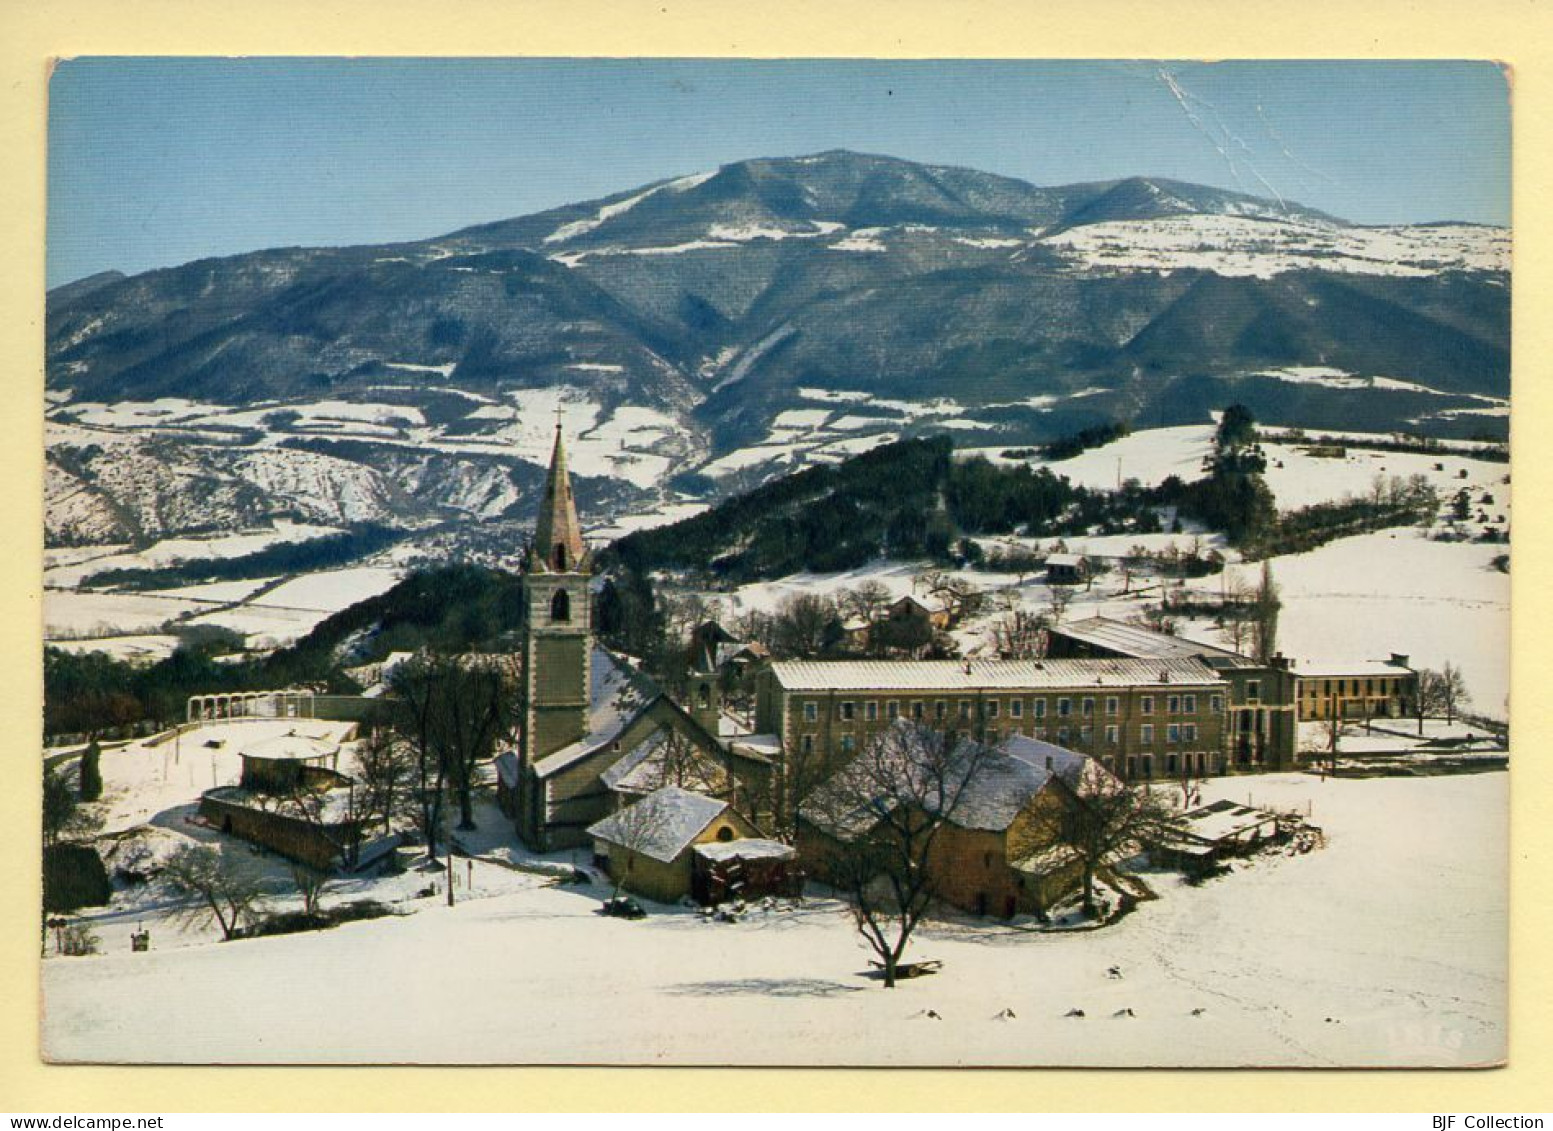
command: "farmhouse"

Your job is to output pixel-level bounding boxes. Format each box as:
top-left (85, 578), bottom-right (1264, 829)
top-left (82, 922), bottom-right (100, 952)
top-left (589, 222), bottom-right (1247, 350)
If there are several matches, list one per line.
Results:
top-left (799, 729), bottom-right (1117, 918)
top-left (586, 785), bottom-right (766, 904)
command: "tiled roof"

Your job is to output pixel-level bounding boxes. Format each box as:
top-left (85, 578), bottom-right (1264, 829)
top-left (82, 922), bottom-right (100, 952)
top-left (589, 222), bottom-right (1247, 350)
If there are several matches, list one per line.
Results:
top-left (769, 656), bottom-right (1225, 692)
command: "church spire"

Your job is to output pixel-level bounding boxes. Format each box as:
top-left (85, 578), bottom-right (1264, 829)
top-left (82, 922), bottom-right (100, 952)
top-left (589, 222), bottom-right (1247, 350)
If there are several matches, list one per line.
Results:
top-left (533, 419), bottom-right (587, 573)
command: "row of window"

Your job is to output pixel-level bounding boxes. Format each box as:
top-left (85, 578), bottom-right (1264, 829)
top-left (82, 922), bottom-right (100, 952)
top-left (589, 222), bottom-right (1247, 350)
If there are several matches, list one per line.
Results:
top-left (797, 721), bottom-right (1202, 756)
top-left (1300, 677), bottom-right (1406, 698)
top-left (805, 693), bottom-right (1222, 724)
top-left (1106, 750), bottom-right (1215, 779)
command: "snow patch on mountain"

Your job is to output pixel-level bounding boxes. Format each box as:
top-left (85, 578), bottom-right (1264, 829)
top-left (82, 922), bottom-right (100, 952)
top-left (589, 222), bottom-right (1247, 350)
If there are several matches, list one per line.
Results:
top-left (1043, 215), bottom-right (1508, 278)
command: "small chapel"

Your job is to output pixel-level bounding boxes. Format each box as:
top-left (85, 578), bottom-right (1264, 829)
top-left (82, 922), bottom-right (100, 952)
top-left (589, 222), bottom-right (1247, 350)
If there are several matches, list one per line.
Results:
top-left (496, 422), bottom-right (774, 851)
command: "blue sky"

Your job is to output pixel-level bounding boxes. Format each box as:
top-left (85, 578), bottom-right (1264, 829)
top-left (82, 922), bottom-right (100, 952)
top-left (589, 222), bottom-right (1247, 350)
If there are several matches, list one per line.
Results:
top-left (47, 58), bottom-right (1510, 288)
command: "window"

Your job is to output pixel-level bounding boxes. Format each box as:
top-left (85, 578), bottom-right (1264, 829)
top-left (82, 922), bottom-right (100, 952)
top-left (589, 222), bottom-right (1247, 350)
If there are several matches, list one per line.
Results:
top-left (803, 702), bottom-right (818, 723)
top-left (1183, 694), bottom-right (1197, 714)
top-left (717, 825), bottom-right (735, 842)
top-left (1247, 680), bottom-right (1261, 704)
top-left (1140, 695), bottom-right (1154, 715)
top-left (1010, 699), bottom-right (1023, 718)
top-left (1167, 723), bottom-right (1181, 743)
top-left (1057, 726), bottom-right (1070, 744)
top-left (987, 700), bottom-right (1000, 719)
top-left (1080, 725), bottom-right (1093, 745)
top-left (1033, 699), bottom-right (1047, 719)
top-left (959, 700), bottom-right (972, 720)
top-left (1210, 694), bottom-right (1224, 714)
top-left (887, 701), bottom-right (900, 720)
top-left (935, 700), bottom-right (947, 721)
top-left (801, 735), bottom-right (815, 755)
top-left (1082, 697), bottom-right (1095, 717)
top-left (1105, 696), bottom-right (1119, 716)
top-left (1105, 725), bottom-right (1119, 745)
top-left (1167, 695), bottom-right (1181, 714)
top-left (1183, 723), bottom-right (1198, 742)
top-left (550, 588), bottom-right (571, 623)
top-left (1058, 697), bottom-right (1072, 718)
top-left (1140, 723), bottom-right (1154, 744)
top-left (840, 735), bottom-right (855, 755)
top-left (1166, 753), bottom-right (1178, 775)
top-left (839, 701), bottom-right (855, 721)
top-left (865, 701), bottom-right (878, 722)
top-left (911, 702), bottom-right (924, 720)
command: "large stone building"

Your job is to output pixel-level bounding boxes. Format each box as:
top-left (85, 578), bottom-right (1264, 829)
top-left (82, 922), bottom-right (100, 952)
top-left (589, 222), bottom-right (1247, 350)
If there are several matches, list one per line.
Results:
top-left (755, 655), bottom-right (1234, 785)
top-left (499, 426), bottom-right (771, 850)
top-left (1044, 616), bottom-right (1299, 772)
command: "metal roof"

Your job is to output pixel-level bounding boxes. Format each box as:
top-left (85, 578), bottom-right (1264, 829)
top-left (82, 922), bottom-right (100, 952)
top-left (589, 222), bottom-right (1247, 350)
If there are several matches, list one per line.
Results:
top-left (1051, 616), bottom-right (1245, 663)
top-left (769, 656), bottom-right (1225, 692)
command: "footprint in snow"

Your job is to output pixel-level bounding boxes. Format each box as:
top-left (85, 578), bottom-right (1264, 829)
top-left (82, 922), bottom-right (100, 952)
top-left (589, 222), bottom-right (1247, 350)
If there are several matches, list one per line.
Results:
top-left (1113, 1007), bottom-right (1135, 1018)
top-left (914, 1009), bottom-right (942, 1021)
top-left (1064, 1008), bottom-right (1086, 1018)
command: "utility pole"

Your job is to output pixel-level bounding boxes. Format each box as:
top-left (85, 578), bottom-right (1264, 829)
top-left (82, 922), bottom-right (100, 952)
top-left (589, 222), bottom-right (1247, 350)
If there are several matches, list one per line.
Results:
top-left (446, 852), bottom-right (455, 907)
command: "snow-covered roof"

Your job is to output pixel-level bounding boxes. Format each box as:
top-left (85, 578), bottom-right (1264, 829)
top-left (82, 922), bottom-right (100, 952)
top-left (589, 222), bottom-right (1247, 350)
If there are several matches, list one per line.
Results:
top-left (1052, 616), bottom-right (1245, 663)
top-left (803, 726), bottom-right (1108, 838)
top-left (694, 838), bottom-right (795, 863)
top-left (1046, 553), bottom-right (1087, 568)
top-left (728, 732), bottom-right (782, 760)
top-left (532, 649), bottom-right (656, 779)
top-left (1292, 659), bottom-right (1415, 678)
top-left (241, 732), bottom-right (339, 762)
top-left (1176, 798), bottom-right (1280, 844)
top-left (586, 787), bottom-right (729, 864)
top-left (769, 657), bottom-right (1225, 693)
top-left (600, 731), bottom-right (729, 797)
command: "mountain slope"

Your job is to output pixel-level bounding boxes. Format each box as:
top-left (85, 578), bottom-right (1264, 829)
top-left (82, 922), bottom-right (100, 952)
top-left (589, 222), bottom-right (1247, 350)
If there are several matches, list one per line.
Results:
top-left (45, 150), bottom-right (1510, 547)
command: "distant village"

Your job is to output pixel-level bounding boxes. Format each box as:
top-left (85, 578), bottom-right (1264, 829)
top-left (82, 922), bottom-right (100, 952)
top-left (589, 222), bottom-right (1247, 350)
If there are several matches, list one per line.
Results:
top-left (42, 425), bottom-right (1504, 983)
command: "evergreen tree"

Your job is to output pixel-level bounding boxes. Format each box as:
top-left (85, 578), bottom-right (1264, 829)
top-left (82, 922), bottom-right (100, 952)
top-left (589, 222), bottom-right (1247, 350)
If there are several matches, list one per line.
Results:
top-left (78, 740), bottom-right (103, 802)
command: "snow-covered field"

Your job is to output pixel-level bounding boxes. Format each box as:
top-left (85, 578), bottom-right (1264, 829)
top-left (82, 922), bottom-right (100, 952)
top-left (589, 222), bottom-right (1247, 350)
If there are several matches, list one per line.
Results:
top-left (1215, 529), bottom-right (1511, 717)
top-left (41, 770), bottom-right (1506, 1066)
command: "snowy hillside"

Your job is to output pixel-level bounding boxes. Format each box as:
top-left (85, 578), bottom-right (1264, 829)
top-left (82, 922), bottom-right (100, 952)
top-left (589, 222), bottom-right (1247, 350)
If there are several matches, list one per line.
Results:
top-left (42, 771), bottom-right (1506, 1066)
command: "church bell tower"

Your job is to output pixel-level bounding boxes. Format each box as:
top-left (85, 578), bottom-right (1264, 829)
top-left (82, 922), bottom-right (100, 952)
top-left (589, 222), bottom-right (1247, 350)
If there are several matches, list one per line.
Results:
top-left (519, 421), bottom-right (592, 766)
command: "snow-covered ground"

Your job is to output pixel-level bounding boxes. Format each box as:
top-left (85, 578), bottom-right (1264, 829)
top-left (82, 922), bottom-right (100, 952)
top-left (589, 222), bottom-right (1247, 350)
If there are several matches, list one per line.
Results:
top-left (41, 770), bottom-right (1506, 1066)
top-left (1214, 529), bottom-right (1510, 718)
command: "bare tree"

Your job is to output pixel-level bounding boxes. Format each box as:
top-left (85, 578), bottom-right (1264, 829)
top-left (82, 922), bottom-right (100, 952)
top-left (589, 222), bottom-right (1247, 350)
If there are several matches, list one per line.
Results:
top-left (389, 652), bottom-right (514, 842)
top-left (160, 844), bottom-right (267, 941)
top-left (1046, 582), bottom-right (1075, 625)
top-left (355, 727), bottom-right (416, 835)
top-left (806, 722), bottom-right (988, 988)
top-left (1251, 561), bottom-right (1281, 663)
top-left (772, 592), bottom-right (839, 658)
top-left (991, 607), bottom-right (1049, 660)
top-left (1438, 662), bottom-right (1471, 725)
top-left (839, 580), bottom-right (893, 655)
top-left (1025, 766), bottom-right (1178, 919)
top-left (1413, 666), bottom-right (1469, 733)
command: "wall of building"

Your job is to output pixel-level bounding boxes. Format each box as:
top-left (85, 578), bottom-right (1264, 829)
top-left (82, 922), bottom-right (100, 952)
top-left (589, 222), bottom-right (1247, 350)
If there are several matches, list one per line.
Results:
top-left (1296, 673), bottom-right (1417, 721)
top-left (603, 809), bottom-right (759, 904)
top-left (762, 678), bottom-right (1228, 783)
top-left (198, 794), bottom-right (358, 871)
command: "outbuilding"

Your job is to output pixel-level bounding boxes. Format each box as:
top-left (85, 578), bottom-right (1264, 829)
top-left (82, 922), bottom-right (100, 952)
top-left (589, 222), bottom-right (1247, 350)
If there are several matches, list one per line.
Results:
top-left (587, 786), bottom-right (763, 905)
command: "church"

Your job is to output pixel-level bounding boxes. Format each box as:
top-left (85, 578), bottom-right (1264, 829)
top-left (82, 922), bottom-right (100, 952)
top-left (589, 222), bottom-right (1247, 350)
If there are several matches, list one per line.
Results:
top-left (495, 423), bottom-right (773, 851)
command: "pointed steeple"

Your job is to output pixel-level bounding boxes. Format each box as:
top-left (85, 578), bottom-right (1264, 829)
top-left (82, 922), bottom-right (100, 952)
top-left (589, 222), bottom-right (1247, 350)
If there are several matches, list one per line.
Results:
top-left (533, 421), bottom-right (587, 573)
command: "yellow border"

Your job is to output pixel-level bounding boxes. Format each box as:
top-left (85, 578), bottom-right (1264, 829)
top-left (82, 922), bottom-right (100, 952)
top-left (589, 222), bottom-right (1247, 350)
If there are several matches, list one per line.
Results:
top-left (2, 0), bottom-right (1548, 1112)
